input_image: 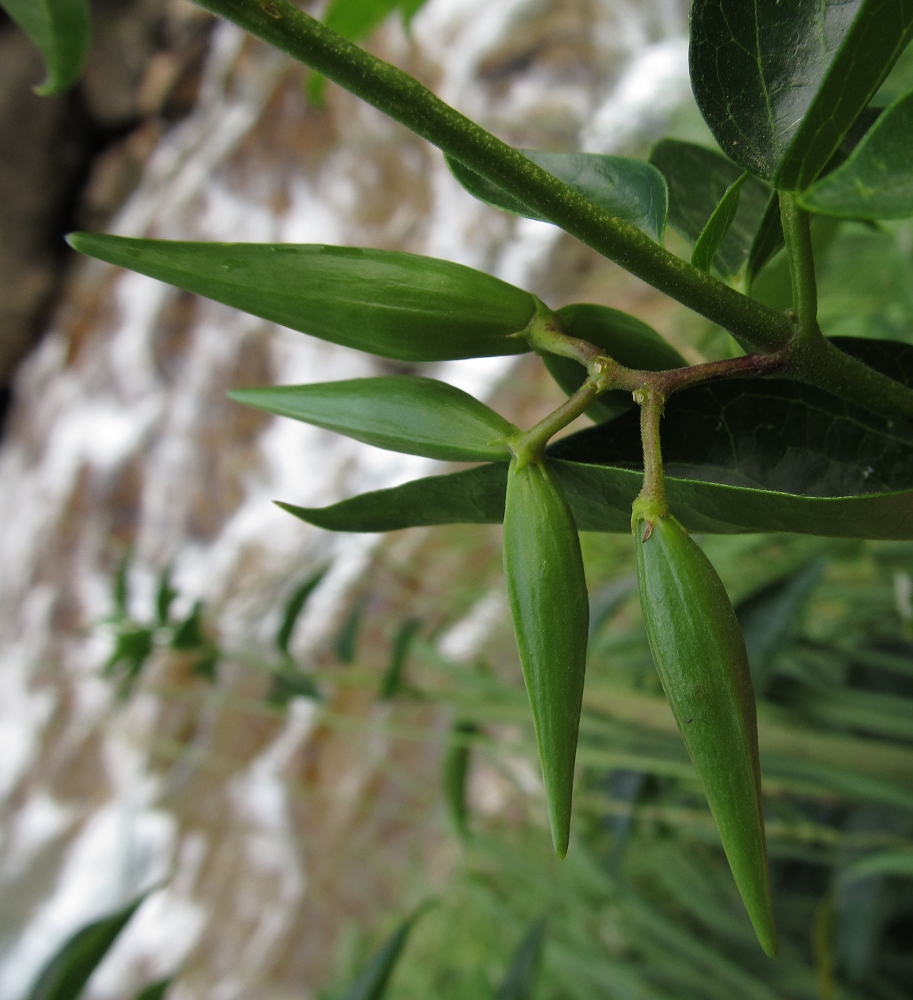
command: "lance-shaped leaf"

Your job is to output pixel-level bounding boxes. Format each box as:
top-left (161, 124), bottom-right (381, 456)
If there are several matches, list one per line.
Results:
top-left (649, 140), bottom-right (778, 277)
top-left (446, 150), bottom-right (668, 242)
top-left (275, 566), bottom-right (327, 655)
top-left (543, 303), bottom-right (687, 423)
top-left (503, 458), bottom-right (589, 857)
top-left (379, 618), bottom-right (421, 699)
top-left (495, 918), bottom-right (548, 1000)
top-left (691, 173), bottom-right (749, 273)
top-left (27, 894), bottom-right (147, 1000)
top-left (229, 377), bottom-right (516, 461)
top-left (341, 907), bottom-right (428, 1000)
top-left (800, 89), bottom-right (913, 219)
top-left (442, 719), bottom-right (478, 838)
top-left (2, 0), bottom-right (92, 94)
top-left (690, 0), bottom-right (913, 191)
top-left (66, 234), bottom-right (536, 363)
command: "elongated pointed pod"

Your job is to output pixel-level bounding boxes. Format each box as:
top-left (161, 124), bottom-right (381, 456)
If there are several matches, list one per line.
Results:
top-left (633, 502), bottom-right (777, 956)
top-left (503, 457), bottom-right (589, 857)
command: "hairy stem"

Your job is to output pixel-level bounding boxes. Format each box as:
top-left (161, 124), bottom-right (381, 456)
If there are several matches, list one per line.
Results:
top-left (780, 192), bottom-right (821, 340)
top-left (190, 0), bottom-right (793, 353)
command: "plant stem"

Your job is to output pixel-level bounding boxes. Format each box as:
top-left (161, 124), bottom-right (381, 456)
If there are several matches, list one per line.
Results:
top-left (510, 380), bottom-right (600, 466)
top-left (190, 0), bottom-right (793, 354)
top-left (632, 387), bottom-right (669, 534)
top-left (779, 192), bottom-right (821, 340)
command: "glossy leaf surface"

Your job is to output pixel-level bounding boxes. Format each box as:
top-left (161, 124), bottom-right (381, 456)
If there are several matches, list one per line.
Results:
top-left (27, 895), bottom-right (146, 1000)
top-left (544, 303), bottom-right (687, 423)
top-left (503, 459), bottom-right (588, 857)
top-left (2, 0), bottom-right (91, 93)
top-left (800, 89), bottom-right (913, 218)
top-left (495, 918), bottom-right (547, 1000)
top-left (230, 377), bottom-right (516, 461)
top-left (341, 908), bottom-right (426, 1000)
top-left (650, 140), bottom-right (776, 277)
top-left (446, 150), bottom-right (668, 242)
top-left (550, 337), bottom-right (913, 498)
top-left (690, 0), bottom-right (913, 190)
top-left (67, 234), bottom-right (536, 362)
top-left (280, 456), bottom-right (913, 541)
top-left (634, 513), bottom-right (776, 955)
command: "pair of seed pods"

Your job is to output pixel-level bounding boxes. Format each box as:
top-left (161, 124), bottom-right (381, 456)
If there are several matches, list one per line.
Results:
top-left (504, 461), bottom-right (777, 957)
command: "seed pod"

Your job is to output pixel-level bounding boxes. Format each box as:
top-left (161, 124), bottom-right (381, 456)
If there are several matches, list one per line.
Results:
top-left (503, 458), bottom-right (589, 857)
top-left (634, 510), bottom-right (777, 957)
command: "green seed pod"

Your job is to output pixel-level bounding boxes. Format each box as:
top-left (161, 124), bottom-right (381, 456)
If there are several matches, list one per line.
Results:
top-left (633, 507), bottom-right (777, 957)
top-left (543, 303), bottom-right (687, 423)
top-left (503, 458), bottom-right (589, 857)
top-left (66, 234), bottom-right (537, 362)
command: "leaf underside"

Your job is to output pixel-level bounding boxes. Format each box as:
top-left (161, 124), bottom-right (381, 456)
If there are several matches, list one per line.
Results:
top-left (281, 338), bottom-right (913, 540)
top-left (446, 150), bottom-right (669, 242)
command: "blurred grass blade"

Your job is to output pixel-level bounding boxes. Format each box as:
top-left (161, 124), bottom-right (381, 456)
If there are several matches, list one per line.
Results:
top-left (27, 894), bottom-right (148, 1000)
top-left (443, 720), bottom-right (478, 838)
top-left (341, 906), bottom-right (429, 1000)
top-left (1, 0), bottom-right (92, 94)
top-left (276, 567), bottom-right (327, 655)
top-left (836, 848), bottom-right (913, 891)
top-left (155, 567), bottom-right (177, 627)
top-left (495, 917), bottom-right (548, 1000)
top-left (336, 598), bottom-right (366, 664)
top-left (379, 618), bottom-right (421, 699)
top-left (112, 550), bottom-right (131, 618)
top-left (736, 558), bottom-right (826, 693)
top-left (133, 980), bottom-right (172, 1000)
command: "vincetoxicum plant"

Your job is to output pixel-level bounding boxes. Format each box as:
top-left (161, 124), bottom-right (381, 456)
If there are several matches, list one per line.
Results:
top-left (13, 0), bottom-right (913, 958)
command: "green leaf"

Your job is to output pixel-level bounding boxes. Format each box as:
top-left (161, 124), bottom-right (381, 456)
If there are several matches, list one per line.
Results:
top-left (736, 560), bottom-right (826, 694)
top-left (266, 662), bottom-right (320, 706)
top-left (66, 234), bottom-right (536, 363)
top-left (104, 627), bottom-right (155, 696)
top-left (27, 894), bottom-right (147, 1000)
top-left (340, 907), bottom-right (427, 1000)
top-left (549, 337), bottom-right (913, 499)
top-left (442, 719), bottom-right (477, 838)
top-left (133, 980), bottom-right (172, 1000)
top-left (336, 598), bottom-right (366, 664)
top-left (276, 567), bottom-right (327, 655)
top-left (230, 377), bottom-right (516, 462)
top-left (112, 551), bottom-right (131, 618)
top-left (691, 173), bottom-right (749, 273)
top-left (745, 194), bottom-right (786, 286)
top-left (171, 603), bottom-right (219, 680)
top-left (495, 918), bottom-right (548, 1000)
top-left (279, 455), bottom-right (913, 541)
top-left (649, 140), bottom-right (777, 278)
top-left (690, 0), bottom-right (913, 191)
top-left (503, 458), bottom-right (589, 857)
top-left (446, 151), bottom-right (668, 242)
top-left (2, 0), bottom-right (92, 94)
top-left (378, 618), bottom-right (421, 699)
top-left (800, 89), bottom-right (913, 219)
top-left (543, 303), bottom-right (687, 424)
top-left (836, 849), bottom-right (913, 892)
top-left (155, 567), bottom-right (177, 627)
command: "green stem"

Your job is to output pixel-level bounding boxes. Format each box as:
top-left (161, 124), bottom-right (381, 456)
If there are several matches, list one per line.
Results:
top-left (779, 192), bottom-right (821, 340)
top-left (510, 380), bottom-right (600, 466)
top-left (633, 387), bottom-right (669, 531)
top-left (190, 0), bottom-right (792, 354)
